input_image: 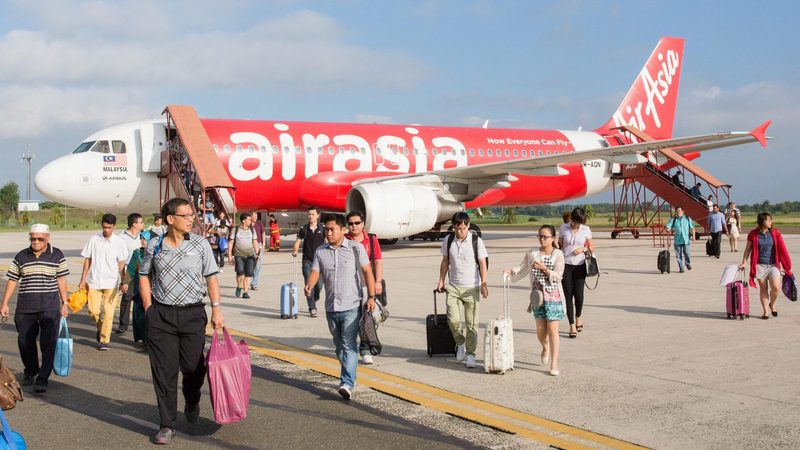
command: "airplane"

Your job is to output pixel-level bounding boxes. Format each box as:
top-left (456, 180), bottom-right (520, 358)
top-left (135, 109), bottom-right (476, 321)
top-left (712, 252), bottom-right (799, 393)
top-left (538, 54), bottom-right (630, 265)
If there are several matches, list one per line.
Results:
top-left (35, 37), bottom-right (770, 239)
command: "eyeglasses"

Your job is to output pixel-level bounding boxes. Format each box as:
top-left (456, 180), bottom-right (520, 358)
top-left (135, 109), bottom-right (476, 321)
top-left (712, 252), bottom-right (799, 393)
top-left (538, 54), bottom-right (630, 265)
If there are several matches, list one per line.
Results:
top-left (29, 237), bottom-right (47, 242)
top-left (172, 213), bottom-right (196, 220)
top-left (347, 221), bottom-right (362, 226)
top-left (537, 235), bottom-right (553, 239)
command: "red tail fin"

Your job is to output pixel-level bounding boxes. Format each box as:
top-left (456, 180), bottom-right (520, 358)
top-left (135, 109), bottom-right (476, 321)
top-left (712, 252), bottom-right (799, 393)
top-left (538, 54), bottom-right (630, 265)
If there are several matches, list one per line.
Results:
top-left (596, 37), bottom-right (685, 141)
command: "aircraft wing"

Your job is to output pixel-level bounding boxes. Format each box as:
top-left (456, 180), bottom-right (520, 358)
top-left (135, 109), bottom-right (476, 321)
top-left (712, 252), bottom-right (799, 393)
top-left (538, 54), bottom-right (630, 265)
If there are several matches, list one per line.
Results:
top-left (352, 123), bottom-right (770, 202)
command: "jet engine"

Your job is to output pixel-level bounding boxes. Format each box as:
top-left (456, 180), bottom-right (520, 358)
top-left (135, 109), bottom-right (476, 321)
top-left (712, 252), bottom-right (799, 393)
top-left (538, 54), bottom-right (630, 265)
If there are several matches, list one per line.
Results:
top-left (346, 183), bottom-right (462, 239)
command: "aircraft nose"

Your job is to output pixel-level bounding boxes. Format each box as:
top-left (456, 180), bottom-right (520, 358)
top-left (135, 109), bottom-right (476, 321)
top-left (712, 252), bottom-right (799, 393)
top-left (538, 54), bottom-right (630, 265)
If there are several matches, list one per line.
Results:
top-left (35, 160), bottom-right (65, 202)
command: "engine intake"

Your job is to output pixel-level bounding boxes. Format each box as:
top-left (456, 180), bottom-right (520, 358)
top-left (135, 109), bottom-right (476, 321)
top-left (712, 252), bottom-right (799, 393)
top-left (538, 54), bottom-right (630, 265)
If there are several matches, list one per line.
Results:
top-left (346, 183), bottom-right (461, 239)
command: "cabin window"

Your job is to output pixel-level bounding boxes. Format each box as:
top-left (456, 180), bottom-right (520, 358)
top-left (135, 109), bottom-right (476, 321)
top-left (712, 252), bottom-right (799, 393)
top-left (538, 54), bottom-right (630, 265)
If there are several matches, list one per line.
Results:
top-left (504, 150), bottom-right (510, 157)
top-left (272, 145), bottom-right (279, 154)
top-left (403, 148), bottom-right (408, 155)
top-left (513, 150), bottom-right (518, 157)
top-left (318, 147), bottom-right (324, 154)
top-left (306, 147), bottom-right (312, 154)
top-left (487, 149), bottom-right (492, 157)
top-left (478, 149), bottom-right (484, 157)
top-left (260, 146), bottom-right (267, 152)
top-left (72, 141), bottom-right (95, 154)
top-left (537, 149), bottom-right (543, 156)
top-left (460, 149), bottom-right (466, 156)
top-left (546, 150), bottom-right (551, 155)
top-left (247, 145), bottom-right (255, 152)
top-left (361, 147), bottom-right (367, 154)
top-left (521, 150), bottom-right (527, 157)
top-left (328, 146), bottom-right (334, 155)
top-left (283, 146), bottom-right (290, 154)
top-left (469, 149), bottom-right (475, 157)
top-left (224, 144), bottom-right (231, 153)
top-left (112, 141), bottom-right (126, 154)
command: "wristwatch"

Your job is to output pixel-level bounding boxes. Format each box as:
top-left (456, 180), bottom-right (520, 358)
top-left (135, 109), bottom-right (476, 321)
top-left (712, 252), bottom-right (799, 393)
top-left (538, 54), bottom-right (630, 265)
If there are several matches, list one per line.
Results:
top-left (367, 295), bottom-right (375, 300)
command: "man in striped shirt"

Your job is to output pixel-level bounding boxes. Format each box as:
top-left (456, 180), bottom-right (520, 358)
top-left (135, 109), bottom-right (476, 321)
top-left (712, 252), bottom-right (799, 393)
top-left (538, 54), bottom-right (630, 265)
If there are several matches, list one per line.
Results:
top-left (1, 224), bottom-right (69, 394)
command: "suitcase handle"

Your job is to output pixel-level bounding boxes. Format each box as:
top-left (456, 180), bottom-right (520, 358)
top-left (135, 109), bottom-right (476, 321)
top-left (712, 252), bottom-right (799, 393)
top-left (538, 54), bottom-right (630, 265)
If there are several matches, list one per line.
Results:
top-left (503, 277), bottom-right (510, 320)
top-left (432, 289), bottom-right (444, 325)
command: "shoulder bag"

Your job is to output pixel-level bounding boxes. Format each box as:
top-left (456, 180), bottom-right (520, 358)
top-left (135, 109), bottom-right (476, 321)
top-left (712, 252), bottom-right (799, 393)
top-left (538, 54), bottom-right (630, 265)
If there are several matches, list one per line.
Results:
top-left (584, 251), bottom-right (600, 290)
top-left (0, 357), bottom-right (22, 411)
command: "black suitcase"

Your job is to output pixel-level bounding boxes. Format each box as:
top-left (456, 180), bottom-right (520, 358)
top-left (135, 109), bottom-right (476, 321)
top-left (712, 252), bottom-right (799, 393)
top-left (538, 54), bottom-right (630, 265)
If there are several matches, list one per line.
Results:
top-left (706, 239), bottom-right (713, 256)
top-left (426, 290), bottom-right (457, 357)
top-left (658, 249), bottom-right (670, 274)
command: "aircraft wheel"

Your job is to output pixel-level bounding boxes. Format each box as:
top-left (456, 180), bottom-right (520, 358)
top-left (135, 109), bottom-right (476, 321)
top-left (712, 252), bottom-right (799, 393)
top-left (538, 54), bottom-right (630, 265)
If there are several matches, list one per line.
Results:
top-left (611, 231), bottom-right (618, 239)
top-left (633, 230), bottom-right (640, 239)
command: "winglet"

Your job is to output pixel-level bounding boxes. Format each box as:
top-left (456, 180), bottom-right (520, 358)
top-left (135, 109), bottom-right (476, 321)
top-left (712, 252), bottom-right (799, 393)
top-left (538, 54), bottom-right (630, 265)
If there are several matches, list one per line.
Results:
top-left (749, 120), bottom-right (771, 148)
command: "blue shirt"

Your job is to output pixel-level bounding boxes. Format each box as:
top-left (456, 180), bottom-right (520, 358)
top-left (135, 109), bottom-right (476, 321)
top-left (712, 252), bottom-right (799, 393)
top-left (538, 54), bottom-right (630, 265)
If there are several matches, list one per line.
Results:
top-left (757, 231), bottom-right (774, 265)
top-left (667, 215), bottom-right (695, 245)
top-left (708, 212), bottom-right (726, 233)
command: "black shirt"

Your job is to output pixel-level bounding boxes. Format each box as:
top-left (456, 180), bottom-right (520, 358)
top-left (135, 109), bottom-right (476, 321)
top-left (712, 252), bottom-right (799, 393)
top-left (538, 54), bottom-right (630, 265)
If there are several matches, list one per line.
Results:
top-left (297, 223), bottom-right (325, 262)
top-left (7, 244), bottom-right (69, 313)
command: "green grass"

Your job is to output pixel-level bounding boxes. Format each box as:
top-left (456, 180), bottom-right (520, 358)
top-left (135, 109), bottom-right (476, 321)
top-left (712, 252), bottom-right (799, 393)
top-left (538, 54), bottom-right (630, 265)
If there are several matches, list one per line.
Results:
top-left (0, 208), bottom-right (102, 231)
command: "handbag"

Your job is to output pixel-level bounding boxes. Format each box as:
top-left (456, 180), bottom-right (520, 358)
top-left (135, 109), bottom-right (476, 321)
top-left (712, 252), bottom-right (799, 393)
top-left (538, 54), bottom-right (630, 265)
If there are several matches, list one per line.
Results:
top-left (584, 251), bottom-right (600, 290)
top-left (359, 305), bottom-right (382, 356)
top-left (67, 288), bottom-right (88, 313)
top-left (206, 327), bottom-right (251, 424)
top-left (54, 317), bottom-right (73, 377)
top-left (0, 408), bottom-right (26, 450)
top-left (783, 273), bottom-right (798, 302)
top-left (0, 358), bottom-right (22, 411)
top-left (218, 237), bottom-right (229, 252)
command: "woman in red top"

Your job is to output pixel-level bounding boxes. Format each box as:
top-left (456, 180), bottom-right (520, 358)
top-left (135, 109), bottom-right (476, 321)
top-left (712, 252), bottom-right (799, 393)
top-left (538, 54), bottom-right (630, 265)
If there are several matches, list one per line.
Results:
top-left (739, 213), bottom-right (792, 319)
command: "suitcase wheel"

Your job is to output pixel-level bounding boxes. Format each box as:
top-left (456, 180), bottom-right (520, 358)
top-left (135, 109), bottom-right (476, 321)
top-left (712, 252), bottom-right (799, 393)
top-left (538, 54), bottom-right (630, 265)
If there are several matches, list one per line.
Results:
top-left (726, 314), bottom-right (733, 320)
top-left (745, 314), bottom-right (750, 318)
top-left (500, 370), bottom-right (506, 375)
top-left (739, 315), bottom-right (745, 320)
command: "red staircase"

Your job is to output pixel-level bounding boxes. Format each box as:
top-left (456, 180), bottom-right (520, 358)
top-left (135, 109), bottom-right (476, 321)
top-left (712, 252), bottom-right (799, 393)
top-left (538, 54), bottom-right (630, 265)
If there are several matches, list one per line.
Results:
top-left (606, 126), bottom-right (731, 240)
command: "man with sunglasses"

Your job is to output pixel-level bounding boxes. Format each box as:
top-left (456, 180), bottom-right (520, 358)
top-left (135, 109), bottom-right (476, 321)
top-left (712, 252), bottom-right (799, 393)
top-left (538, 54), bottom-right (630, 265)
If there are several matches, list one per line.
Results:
top-left (139, 197), bottom-right (224, 445)
top-left (79, 213), bottom-right (129, 351)
top-left (345, 210), bottom-right (383, 365)
top-left (436, 212), bottom-right (489, 369)
top-left (1, 224), bottom-right (69, 394)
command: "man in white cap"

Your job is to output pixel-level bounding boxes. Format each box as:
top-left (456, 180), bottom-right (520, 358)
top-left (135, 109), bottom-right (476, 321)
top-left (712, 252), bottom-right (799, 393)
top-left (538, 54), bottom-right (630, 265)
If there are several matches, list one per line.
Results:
top-left (1, 224), bottom-right (70, 393)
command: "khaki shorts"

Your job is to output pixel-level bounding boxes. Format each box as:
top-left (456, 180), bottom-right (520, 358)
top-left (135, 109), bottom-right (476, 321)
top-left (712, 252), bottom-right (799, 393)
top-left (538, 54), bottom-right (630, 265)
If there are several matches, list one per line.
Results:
top-left (755, 264), bottom-right (781, 281)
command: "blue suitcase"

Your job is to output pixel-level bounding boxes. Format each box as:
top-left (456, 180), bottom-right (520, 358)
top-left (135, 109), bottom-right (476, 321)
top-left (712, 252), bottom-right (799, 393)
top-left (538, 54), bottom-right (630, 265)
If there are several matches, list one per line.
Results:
top-left (280, 260), bottom-right (299, 319)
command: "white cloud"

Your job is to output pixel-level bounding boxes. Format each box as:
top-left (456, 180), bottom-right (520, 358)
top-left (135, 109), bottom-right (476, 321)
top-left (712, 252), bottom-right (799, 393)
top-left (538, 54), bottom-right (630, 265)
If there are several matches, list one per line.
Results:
top-left (0, 84), bottom-right (152, 138)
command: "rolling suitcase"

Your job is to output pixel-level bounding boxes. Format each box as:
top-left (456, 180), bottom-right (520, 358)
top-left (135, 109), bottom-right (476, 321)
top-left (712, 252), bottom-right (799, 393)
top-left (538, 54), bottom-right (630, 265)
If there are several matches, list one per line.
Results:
top-left (706, 239), bottom-right (713, 256)
top-left (658, 249), bottom-right (670, 274)
top-left (280, 259), bottom-right (299, 319)
top-left (426, 289), bottom-right (457, 357)
top-left (484, 278), bottom-right (514, 374)
top-left (725, 269), bottom-right (750, 320)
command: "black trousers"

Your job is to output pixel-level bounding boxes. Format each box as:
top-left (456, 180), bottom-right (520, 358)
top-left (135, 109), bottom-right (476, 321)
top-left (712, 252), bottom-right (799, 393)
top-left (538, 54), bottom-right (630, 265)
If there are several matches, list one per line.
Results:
top-left (15, 309), bottom-right (61, 384)
top-left (146, 303), bottom-right (208, 429)
top-left (711, 232), bottom-right (723, 257)
top-left (562, 263), bottom-right (587, 325)
top-left (118, 281), bottom-right (135, 330)
top-left (213, 248), bottom-right (225, 268)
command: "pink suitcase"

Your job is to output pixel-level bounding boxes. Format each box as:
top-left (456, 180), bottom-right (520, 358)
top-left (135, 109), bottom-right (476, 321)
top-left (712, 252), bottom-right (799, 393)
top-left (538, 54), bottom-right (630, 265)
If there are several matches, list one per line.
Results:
top-left (725, 269), bottom-right (750, 320)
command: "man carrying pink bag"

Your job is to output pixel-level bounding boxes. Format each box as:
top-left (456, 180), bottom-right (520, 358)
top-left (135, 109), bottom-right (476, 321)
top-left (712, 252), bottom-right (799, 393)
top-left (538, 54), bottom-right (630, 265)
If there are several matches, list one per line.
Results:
top-left (139, 198), bottom-right (226, 445)
top-left (206, 327), bottom-right (251, 424)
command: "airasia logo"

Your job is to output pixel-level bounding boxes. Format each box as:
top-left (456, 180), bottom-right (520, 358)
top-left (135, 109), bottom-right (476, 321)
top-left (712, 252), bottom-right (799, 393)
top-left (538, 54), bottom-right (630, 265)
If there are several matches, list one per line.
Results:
top-left (612, 48), bottom-right (680, 138)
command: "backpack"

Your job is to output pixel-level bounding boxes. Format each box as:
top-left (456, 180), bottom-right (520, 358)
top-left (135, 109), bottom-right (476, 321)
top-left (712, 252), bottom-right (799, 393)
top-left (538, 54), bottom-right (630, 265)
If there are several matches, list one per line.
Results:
top-left (446, 231), bottom-right (488, 269)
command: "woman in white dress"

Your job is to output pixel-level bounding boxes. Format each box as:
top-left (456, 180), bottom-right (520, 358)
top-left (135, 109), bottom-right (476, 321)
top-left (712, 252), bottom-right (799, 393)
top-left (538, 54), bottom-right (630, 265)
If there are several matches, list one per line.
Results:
top-left (727, 213), bottom-right (740, 252)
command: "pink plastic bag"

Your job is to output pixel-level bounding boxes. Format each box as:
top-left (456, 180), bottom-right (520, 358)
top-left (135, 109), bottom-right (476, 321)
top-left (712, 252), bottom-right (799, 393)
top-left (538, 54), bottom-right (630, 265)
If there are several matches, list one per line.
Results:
top-left (206, 327), bottom-right (251, 424)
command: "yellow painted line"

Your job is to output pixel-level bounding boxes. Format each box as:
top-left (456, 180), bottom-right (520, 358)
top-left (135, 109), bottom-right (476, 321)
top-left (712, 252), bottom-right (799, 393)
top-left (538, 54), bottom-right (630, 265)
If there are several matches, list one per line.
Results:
top-left (214, 327), bottom-right (647, 450)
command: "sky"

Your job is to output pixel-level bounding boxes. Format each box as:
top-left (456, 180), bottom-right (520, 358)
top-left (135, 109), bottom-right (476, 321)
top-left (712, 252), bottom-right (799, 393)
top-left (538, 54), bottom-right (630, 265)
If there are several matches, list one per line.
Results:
top-left (0, 0), bottom-right (797, 205)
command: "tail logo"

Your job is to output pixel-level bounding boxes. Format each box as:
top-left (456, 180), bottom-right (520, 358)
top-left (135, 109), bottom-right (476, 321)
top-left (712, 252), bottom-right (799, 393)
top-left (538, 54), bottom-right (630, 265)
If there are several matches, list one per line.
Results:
top-left (612, 48), bottom-right (680, 136)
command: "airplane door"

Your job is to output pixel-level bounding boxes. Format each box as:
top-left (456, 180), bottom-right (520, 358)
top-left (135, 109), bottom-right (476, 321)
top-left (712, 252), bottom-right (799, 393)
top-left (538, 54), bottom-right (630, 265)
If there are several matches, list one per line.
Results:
top-left (139, 122), bottom-right (167, 172)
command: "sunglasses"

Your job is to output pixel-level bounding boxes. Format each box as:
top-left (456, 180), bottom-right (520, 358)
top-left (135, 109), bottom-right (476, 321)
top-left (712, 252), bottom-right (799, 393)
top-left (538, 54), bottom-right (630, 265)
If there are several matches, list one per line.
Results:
top-left (347, 221), bottom-right (362, 226)
top-left (30, 237), bottom-right (47, 242)
top-left (537, 235), bottom-right (553, 239)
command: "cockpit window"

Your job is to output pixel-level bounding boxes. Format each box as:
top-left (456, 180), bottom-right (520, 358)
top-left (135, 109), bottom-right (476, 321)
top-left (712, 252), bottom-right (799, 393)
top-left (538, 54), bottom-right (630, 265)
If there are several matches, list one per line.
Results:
top-left (72, 141), bottom-right (96, 153)
top-left (90, 141), bottom-right (111, 154)
top-left (112, 141), bottom-right (126, 154)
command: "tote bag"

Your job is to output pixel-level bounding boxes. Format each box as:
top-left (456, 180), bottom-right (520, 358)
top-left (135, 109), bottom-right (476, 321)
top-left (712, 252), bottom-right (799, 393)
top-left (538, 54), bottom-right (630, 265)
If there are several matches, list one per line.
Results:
top-left (206, 327), bottom-right (251, 424)
top-left (0, 407), bottom-right (26, 450)
top-left (54, 317), bottom-right (73, 377)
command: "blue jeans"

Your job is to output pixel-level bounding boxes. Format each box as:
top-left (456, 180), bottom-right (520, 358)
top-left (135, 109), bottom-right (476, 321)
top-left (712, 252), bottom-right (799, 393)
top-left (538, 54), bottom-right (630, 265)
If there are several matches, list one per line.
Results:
top-left (251, 250), bottom-right (263, 288)
top-left (674, 243), bottom-right (692, 271)
top-left (302, 259), bottom-right (322, 311)
top-left (326, 307), bottom-right (361, 389)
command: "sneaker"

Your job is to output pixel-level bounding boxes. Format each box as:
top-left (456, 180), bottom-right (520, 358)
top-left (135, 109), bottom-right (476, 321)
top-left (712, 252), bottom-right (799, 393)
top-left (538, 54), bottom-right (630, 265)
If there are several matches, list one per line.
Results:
top-left (218, 268), bottom-right (224, 274)
top-left (116, 327), bottom-right (127, 334)
top-left (338, 385), bottom-right (352, 401)
top-left (687, 264), bottom-right (692, 270)
top-left (250, 285), bottom-right (258, 291)
top-left (136, 340), bottom-right (147, 348)
top-left (98, 343), bottom-right (109, 351)
top-left (362, 354), bottom-right (374, 365)
top-left (456, 344), bottom-right (466, 362)
top-left (21, 374), bottom-right (35, 387)
top-left (184, 403), bottom-right (200, 423)
top-left (242, 292), bottom-right (250, 299)
top-left (309, 309), bottom-right (318, 318)
top-left (33, 380), bottom-right (47, 393)
top-left (235, 287), bottom-right (242, 298)
top-left (465, 355), bottom-right (477, 369)
top-left (153, 427), bottom-right (175, 445)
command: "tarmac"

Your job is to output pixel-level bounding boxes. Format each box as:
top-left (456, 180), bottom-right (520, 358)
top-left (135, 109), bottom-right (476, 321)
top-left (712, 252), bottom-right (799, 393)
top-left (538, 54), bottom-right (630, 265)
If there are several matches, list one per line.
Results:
top-left (1, 227), bottom-right (799, 449)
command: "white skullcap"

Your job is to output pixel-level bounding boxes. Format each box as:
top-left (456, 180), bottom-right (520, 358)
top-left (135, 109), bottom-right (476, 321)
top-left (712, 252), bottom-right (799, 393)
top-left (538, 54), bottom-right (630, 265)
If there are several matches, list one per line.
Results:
top-left (29, 223), bottom-right (50, 234)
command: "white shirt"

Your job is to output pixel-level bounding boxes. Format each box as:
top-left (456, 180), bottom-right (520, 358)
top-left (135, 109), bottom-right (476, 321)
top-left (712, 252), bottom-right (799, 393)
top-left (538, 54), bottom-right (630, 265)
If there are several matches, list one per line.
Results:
top-left (440, 232), bottom-right (488, 288)
top-left (560, 224), bottom-right (592, 266)
top-left (81, 233), bottom-right (129, 289)
top-left (120, 230), bottom-right (141, 264)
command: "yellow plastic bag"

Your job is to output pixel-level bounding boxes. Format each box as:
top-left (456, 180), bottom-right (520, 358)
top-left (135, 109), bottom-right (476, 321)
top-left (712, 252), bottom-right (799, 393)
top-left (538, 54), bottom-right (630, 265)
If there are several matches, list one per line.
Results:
top-left (67, 288), bottom-right (88, 313)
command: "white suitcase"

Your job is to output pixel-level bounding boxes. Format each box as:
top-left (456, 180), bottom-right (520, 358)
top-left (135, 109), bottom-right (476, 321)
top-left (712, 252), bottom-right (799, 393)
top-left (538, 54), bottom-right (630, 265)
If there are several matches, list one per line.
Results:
top-left (484, 278), bottom-right (514, 374)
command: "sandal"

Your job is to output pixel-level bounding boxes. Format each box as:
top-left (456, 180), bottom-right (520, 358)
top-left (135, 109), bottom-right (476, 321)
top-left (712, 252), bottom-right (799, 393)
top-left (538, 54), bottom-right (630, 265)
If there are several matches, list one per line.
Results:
top-left (576, 324), bottom-right (583, 332)
top-left (761, 315), bottom-right (769, 320)
top-left (568, 331), bottom-right (577, 338)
